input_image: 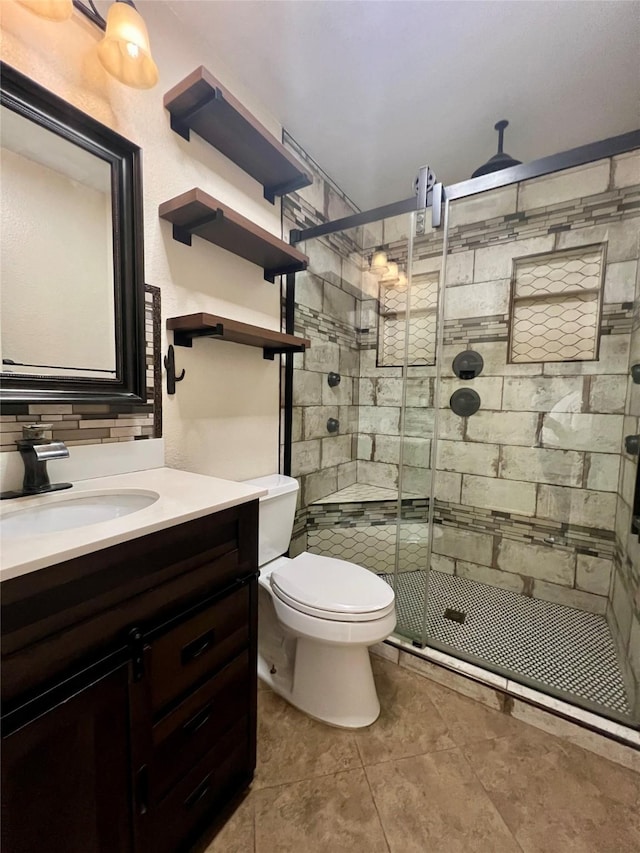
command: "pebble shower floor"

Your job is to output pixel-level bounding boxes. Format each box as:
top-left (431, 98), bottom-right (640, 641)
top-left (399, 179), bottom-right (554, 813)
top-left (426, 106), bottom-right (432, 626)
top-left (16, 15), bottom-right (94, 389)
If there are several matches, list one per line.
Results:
top-left (379, 569), bottom-right (631, 717)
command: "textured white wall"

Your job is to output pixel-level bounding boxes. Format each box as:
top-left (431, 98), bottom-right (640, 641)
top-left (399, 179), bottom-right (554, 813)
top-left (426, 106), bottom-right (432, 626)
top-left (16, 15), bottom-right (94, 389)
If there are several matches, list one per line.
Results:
top-left (0, 0), bottom-right (284, 481)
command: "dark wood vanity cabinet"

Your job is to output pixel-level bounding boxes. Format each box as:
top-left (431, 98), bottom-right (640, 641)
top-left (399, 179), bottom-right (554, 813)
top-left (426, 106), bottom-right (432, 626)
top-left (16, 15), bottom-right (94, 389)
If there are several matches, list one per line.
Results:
top-left (1, 661), bottom-right (132, 853)
top-left (0, 500), bottom-right (259, 853)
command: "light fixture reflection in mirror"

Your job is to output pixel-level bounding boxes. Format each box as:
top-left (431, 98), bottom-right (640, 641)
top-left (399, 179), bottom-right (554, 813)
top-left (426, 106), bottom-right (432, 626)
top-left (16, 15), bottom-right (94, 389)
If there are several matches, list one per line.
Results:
top-left (371, 249), bottom-right (388, 275)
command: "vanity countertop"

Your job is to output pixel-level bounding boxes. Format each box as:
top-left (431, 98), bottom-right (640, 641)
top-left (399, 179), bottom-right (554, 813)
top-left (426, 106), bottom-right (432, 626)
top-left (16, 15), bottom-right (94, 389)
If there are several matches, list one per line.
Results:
top-left (0, 467), bottom-right (266, 582)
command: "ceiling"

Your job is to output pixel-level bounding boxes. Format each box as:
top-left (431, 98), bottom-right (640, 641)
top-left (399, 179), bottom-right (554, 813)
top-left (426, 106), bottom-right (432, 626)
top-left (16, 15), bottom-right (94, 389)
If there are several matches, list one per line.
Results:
top-left (168, 0), bottom-right (640, 211)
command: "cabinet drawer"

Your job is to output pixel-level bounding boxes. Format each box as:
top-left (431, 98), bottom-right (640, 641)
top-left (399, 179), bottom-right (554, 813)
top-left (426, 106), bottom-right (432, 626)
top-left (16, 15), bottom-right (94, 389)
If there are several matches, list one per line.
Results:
top-left (149, 584), bottom-right (250, 713)
top-left (150, 650), bottom-right (250, 803)
top-left (150, 718), bottom-right (250, 853)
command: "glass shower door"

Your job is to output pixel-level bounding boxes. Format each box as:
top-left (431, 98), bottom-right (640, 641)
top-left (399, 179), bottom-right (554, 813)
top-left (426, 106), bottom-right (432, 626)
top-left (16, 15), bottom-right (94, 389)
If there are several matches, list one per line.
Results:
top-left (422, 161), bottom-right (640, 726)
top-left (391, 207), bottom-right (441, 644)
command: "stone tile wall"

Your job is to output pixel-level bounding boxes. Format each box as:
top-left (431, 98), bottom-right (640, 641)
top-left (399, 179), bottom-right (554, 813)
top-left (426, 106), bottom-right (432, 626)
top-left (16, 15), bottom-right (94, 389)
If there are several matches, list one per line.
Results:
top-left (427, 154), bottom-right (639, 631)
top-left (282, 132), bottom-right (361, 555)
top-left (355, 214), bottom-right (436, 496)
top-left (0, 284), bottom-right (161, 449)
top-left (608, 154), bottom-right (640, 716)
top-left (284, 138), bottom-right (640, 720)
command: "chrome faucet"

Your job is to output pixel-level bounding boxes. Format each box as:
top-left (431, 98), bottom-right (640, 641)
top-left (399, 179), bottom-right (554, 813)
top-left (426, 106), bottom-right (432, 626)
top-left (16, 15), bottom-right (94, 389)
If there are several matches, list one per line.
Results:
top-left (0, 424), bottom-right (72, 500)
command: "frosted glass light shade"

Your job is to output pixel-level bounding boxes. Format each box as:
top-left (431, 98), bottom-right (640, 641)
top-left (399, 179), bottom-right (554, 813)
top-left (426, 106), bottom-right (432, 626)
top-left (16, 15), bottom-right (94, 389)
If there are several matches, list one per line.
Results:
top-left (97, 2), bottom-right (158, 89)
top-left (17, 0), bottom-right (73, 21)
top-left (371, 250), bottom-right (388, 274)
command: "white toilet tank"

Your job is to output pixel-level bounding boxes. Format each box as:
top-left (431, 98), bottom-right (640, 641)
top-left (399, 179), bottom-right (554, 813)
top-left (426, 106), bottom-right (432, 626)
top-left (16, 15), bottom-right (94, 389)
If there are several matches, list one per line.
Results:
top-left (243, 474), bottom-right (299, 567)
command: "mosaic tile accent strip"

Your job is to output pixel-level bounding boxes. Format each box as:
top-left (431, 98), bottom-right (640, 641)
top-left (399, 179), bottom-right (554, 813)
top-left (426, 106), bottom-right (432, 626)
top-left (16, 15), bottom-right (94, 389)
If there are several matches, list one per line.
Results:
top-left (381, 569), bottom-right (630, 716)
top-left (435, 500), bottom-right (615, 560)
top-left (443, 314), bottom-right (509, 346)
top-left (306, 489), bottom-right (614, 561)
top-left (510, 247), bottom-right (604, 363)
top-left (145, 284), bottom-right (162, 439)
top-left (406, 185), bottom-right (640, 268)
top-left (307, 498), bottom-right (430, 531)
top-left (445, 185), bottom-right (640, 254)
top-left (0, 285), bottom-right (162, 449)
top-left (295, 302), bottom-right (358, 348)
top-left (601, 302), bottom-right (634, 336)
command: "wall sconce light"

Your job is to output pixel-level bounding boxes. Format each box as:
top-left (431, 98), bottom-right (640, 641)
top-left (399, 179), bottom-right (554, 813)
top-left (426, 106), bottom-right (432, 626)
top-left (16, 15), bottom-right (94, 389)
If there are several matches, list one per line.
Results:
top-left (17, 0), bottom-right (159, 89)
top-left (370, 248), bottom-right (389, 275)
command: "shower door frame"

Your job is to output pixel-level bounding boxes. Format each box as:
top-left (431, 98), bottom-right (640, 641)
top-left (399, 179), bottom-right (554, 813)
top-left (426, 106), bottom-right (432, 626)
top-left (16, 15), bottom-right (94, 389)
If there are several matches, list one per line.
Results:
top-left (284, 129), bottom-right (640, 727)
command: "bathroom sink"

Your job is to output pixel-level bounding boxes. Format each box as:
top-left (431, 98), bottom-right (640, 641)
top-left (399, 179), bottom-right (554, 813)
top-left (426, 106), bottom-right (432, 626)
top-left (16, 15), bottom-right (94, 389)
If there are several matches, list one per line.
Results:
top-left (0, 491), bottom-right (160, 539)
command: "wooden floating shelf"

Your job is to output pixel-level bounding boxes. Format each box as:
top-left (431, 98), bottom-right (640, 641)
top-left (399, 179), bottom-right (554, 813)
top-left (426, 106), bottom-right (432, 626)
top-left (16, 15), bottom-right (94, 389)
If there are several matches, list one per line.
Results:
top-left (167, 313), bottom-right (310, 360)
top-left (158, 188), bottom-right (309, 282)
top-left (164, 66), bottom-right (313, 204)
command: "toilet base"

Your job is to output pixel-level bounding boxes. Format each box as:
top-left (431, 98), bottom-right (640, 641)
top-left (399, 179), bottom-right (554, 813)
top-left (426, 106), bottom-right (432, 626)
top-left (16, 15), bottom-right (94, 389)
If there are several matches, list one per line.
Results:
top-left (260, 638), bottom-right (381, 728)
top-left (292, 639), bottom-right (381, 728)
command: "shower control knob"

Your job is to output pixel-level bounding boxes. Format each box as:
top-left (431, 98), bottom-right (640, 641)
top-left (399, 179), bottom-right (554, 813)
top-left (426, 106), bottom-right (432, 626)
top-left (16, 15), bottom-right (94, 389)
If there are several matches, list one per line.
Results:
top-left (625, 434), bottom-right (640, 456)
top-left (452, 350), bottom-right (484, 380)
top-left (450, 388), bottom-right (481, 417)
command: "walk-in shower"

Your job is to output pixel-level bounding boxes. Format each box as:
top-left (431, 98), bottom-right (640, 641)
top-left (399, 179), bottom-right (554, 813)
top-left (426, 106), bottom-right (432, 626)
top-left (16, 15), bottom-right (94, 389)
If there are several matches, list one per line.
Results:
top-left (284, 132), bottom-right (640, 728)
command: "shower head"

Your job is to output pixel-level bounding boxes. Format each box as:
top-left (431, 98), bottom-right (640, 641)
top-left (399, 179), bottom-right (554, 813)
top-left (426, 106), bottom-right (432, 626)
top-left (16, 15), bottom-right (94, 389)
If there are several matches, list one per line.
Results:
top-left (471, 119), bottom-right (522, 178)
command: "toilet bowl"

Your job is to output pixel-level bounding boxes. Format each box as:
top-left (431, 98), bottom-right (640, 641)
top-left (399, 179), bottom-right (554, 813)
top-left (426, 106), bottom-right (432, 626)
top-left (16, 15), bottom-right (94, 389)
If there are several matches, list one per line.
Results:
top-left (244, 474), bottom-right (396, 728)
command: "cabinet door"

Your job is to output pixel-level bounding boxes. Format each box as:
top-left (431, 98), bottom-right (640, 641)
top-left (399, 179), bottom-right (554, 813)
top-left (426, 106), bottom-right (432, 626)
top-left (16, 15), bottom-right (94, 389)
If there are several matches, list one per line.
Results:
top-left (1, 663), bottom-right (132, 853)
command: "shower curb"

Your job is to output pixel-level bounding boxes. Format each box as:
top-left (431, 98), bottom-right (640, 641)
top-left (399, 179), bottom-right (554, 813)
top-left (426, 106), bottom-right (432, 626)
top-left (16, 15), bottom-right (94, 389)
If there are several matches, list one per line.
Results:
top-left (371, 638), bottom-right (640, 774)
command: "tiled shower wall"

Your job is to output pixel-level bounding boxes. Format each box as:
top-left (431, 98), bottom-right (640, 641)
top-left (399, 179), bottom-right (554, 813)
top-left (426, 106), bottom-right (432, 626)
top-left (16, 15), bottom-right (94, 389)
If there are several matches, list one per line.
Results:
top-left (611, 169), bottom-right (640, 713)
top-left (282, 132), bottom-right (361, 554)
top-left (283, 138), bottom-right (640, 716)
top-left (356, 217), bottom-right (438, 499)
top-left (0, 285), bottom-right (162, 450)
top-left (425, 156), bottom-right (639, 621)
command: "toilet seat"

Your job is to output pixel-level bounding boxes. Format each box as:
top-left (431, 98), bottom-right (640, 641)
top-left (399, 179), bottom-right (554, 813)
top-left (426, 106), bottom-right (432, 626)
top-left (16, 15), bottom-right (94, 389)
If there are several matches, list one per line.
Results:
top-left (270, 552), bottom-right (395, 622)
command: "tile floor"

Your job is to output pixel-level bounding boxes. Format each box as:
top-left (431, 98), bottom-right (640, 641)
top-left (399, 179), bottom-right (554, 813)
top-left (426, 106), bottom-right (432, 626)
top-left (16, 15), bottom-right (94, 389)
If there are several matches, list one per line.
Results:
top-left (382, 569), bottom-right (630, 716)
top-left (204, 657), bottom-right (640, 853)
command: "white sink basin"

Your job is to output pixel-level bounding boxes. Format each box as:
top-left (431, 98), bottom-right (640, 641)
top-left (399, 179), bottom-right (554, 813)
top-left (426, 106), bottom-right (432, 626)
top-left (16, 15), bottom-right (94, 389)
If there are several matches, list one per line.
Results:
top-left (0, 490), bottom-right (160, 538)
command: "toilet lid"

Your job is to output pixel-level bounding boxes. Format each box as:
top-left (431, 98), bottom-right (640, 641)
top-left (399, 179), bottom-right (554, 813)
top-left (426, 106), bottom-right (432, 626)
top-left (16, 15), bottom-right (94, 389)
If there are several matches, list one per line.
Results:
top-left (270, 552), bottom-right (395, 622)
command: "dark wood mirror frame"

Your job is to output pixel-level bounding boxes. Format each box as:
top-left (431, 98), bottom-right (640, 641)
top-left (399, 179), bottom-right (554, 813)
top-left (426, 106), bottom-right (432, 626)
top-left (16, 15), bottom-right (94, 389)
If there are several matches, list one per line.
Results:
top-left (0, 63), bottom-right (146, 405)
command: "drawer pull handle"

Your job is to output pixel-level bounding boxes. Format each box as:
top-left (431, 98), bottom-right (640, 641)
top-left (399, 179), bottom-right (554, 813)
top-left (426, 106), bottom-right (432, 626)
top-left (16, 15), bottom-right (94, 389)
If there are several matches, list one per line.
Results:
top-left (184, 774), bottom-right (211, 809)
top-left (136, 765), bottom-right (149, 816)
top-left (181, 629), bottom-right (215, 665)
top-left (183, 703), bottom-right (213, 736)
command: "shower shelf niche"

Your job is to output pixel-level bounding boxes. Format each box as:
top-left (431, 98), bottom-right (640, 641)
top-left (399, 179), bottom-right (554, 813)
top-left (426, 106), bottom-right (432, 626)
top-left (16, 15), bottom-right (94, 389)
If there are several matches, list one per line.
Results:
top-left (167, 312), bottom-right (310, 360)
top-left (164, 66), bottom-right (313, 203)
top-left (159, 188), bottom-right (308, 282)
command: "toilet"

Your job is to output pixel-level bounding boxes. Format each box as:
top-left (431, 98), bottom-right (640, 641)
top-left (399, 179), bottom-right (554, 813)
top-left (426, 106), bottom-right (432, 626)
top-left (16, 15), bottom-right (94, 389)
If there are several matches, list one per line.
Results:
top-left (244, 474), bottom-right (396, 728)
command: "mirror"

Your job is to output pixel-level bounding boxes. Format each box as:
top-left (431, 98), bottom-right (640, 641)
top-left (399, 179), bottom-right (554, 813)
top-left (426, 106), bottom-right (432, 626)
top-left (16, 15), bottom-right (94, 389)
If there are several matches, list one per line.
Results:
top-left (0, 63), bottom-right (146, 403)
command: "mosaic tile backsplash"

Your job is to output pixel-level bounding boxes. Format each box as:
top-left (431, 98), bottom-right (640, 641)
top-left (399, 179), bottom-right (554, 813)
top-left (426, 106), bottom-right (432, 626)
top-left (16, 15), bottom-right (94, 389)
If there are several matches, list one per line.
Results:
top-left (0, 284), bottom-right (162, 450)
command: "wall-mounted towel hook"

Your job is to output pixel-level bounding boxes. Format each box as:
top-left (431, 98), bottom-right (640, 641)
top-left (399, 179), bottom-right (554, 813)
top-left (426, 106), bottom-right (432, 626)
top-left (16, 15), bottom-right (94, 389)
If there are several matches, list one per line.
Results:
top-left (164, 344), bottom-right (185, 395)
